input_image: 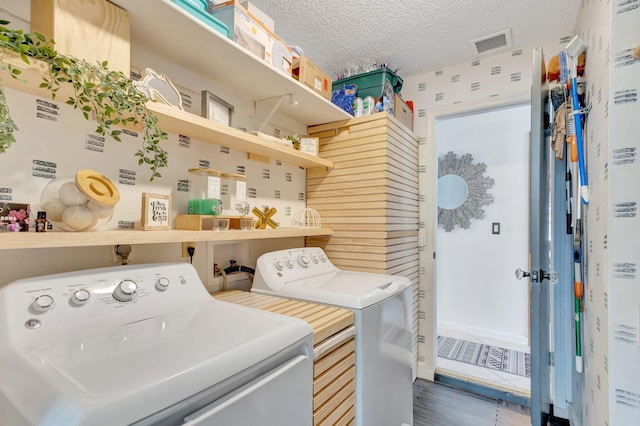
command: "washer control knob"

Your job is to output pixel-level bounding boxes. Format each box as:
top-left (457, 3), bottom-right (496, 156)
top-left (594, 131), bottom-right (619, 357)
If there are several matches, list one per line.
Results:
top-left (113, 280), bottom-right (138, 302)
top-left (311, 255), bottom-right (319, 264)
top-left (155, 277), bottom-right (170, 292)
top-left (274, 260), bottom-right (284, 271)
top-left (285, 259), bottom-right (295, 269)
top-left (297, 255), bottom-right (310, 268)
top-left (70, 289), bottom-right (91, 306)
top-left (320, 255), bottom-right (327, 263)
top-left (32, 295), bottom-right (54, 313)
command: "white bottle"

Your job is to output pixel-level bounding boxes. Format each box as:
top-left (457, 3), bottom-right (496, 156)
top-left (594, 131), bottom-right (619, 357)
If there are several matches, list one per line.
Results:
top-left (363, 96), bottom-right (375, 115)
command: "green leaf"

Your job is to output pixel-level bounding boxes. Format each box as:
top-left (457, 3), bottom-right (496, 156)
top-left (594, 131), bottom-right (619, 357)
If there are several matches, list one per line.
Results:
top-left (0, 22), bottom-right (170, 177)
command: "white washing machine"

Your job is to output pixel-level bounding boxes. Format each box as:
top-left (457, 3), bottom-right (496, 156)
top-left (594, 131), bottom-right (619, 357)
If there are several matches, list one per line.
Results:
top-left (0, 262), bottom-right (313, 426)
top-left (252, 247), bottom-right (413, 426)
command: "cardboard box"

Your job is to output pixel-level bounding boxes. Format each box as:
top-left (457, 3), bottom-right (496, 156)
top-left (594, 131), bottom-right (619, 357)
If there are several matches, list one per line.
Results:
top-left (291, 56), bottom-right (331, 100)
top-left (208, 1), bottom-right (292, 75)
top-left (30, 0), bottom-right (130, 74)
top-left (240, 1), bottom-right (275, 33)
top-left (394, 94), bottom-right (414, 131)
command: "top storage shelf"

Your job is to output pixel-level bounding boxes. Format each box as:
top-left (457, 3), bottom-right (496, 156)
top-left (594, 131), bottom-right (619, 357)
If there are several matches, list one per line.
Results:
top-left (109, 0), bottom-right (351, 126)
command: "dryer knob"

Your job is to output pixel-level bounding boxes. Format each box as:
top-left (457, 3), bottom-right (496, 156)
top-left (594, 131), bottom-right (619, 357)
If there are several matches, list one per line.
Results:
top-left (311, 255), bottom-right (319, 264)
top-left (285, 259), bottom-right (295, 269)
top-left (113, 280), bottom-right (138, 302)
top-left (297, 255), bottom-right (310, 268)
top-left (320, 255), bottom-right (327, 263)
top-left (274, 260), bottom-right (284, 271)
top-left (70, 289), bottom-right (91, 306)
top-left (32, 295), bottom-right (54, 313)
top-left (155, 277), bottom-right (170, 292)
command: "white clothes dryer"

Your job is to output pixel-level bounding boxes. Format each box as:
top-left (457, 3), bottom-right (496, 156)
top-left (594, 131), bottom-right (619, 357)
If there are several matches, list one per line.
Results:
top-left (252, 247), bottom-right (413, 426)
top-left (0, 262), bottom-right (313, 426)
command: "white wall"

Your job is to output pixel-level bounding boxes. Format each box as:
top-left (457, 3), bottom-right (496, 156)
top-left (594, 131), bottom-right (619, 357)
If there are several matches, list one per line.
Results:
top-left (436, 104), bottom-right (530, 344)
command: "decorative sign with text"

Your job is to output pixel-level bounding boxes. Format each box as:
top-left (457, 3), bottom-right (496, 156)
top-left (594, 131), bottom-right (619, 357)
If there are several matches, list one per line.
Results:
top-left (141, 192), bottom-right (171, 230)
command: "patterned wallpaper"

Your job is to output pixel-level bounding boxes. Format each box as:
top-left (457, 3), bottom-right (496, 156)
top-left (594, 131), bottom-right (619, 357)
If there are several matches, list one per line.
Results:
top-left (0, 87), bottom-right (307, 232)
top-left (575, 1), bottom-right (611, 425)
top-left (576, 0), bottom-right (640, 425)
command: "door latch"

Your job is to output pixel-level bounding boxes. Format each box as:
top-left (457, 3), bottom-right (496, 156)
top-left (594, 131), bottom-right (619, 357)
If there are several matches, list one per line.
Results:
top-left (515, 268), bottom-right (558, 283)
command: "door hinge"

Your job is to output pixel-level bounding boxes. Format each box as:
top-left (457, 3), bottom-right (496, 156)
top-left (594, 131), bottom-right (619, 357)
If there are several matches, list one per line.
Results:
top-left (549, 352), bottom-right (555, 366)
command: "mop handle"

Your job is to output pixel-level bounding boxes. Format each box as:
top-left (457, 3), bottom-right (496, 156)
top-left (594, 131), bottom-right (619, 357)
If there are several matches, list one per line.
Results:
top-left (570, 77), bottom-right (589, 204)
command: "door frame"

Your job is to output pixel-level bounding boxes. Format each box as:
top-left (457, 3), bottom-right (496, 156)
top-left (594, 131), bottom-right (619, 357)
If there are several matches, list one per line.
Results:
top-left (418, 93), bottom-right (531, 381)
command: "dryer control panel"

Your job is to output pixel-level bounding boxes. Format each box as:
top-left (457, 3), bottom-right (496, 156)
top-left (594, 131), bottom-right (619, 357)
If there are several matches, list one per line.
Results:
top-left (0, 263), bottom-right (210, 337)
top-left (253, 247), bottom-right (339, 291)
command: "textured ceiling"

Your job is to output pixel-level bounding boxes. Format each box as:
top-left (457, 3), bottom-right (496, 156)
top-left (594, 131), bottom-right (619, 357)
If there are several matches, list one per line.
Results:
top-left (250, 0), bottom-right (581, 80)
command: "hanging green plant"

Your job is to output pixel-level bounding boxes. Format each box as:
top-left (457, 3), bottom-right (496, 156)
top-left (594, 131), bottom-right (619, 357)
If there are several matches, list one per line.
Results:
top-left (0, 20), bottom-right (168, 180)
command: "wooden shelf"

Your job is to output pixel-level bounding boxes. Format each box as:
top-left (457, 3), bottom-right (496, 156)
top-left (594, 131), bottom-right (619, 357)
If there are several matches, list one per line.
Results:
top-left (0, 49), bottom-right (334, 169)
top-left (148, 103), bottom-right (334, 168)
top-left (0, 228), bottom-right (334, 250)
top-left (109, 0), bottom-right (351, 126)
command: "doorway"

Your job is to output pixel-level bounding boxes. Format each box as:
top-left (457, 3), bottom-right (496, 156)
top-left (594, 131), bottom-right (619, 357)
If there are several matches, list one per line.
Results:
top-left (434, 103), bottom-right (532, 396)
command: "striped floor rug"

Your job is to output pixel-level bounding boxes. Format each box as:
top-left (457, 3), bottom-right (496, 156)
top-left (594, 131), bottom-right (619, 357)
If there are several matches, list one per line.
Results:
top-left (437, 336), bottom-right (531, 378)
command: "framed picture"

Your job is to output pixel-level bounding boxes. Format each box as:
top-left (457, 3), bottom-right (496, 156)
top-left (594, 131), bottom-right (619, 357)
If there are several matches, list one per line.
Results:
top-left (201, 90), bottom-right (234, 126)
top-left (141, 193), bottom-right (171, 230)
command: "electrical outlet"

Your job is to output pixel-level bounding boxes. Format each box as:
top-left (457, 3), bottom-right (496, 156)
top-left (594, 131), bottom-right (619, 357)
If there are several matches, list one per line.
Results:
top-left (112, 245), bottom-right (133, 264)
top-left (182, 242), bottom-right (195, 258)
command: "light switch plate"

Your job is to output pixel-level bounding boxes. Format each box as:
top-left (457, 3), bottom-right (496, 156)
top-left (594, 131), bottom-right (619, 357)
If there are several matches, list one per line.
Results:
top-left (492, 222), bottom-right (500, 234)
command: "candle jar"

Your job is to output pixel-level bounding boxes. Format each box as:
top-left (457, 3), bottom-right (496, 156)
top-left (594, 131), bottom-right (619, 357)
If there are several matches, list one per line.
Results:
top-left (188, 168), bottom-right (222, 215)
top-left (221, 173), bottom-right (249, 216)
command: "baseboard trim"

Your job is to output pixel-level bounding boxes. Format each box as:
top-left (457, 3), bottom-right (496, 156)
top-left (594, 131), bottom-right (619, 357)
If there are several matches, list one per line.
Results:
top-left (434, 371), bottom-right (531, 408)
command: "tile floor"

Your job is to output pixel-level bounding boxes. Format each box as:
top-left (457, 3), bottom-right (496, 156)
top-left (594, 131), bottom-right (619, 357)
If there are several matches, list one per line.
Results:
top-left (436, 327), bottom-right (531, 395)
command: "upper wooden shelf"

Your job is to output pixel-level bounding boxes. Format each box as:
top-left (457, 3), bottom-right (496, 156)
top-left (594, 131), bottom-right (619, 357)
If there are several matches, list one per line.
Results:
top-left (0, 49), bottom-right (334, 169)
top-left (148, 102), bottom-right (334, 168)
top-left (109, 0), bottom-right (351, 126)
top-left (0, 227), bottom-right (334, 251)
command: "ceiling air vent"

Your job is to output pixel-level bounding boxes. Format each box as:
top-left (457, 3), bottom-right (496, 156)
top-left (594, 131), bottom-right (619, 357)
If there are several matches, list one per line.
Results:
top-left (471, 29), bottom-right (512, 56)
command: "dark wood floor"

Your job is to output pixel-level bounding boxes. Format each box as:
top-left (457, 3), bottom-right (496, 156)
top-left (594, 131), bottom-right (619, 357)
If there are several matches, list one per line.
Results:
top-left (413, 379), bottom-right (531, 426)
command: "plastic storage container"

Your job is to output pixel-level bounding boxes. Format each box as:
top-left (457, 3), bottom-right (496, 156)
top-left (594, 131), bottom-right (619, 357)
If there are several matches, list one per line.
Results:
top-left (221, 173), bottom-right (249, 216)
top-left (332, 68), bottom-right (403, 100)
top-left (171, 0), bottom-right (230, 38)
top-left (188, 168), bottom-right (222, 215)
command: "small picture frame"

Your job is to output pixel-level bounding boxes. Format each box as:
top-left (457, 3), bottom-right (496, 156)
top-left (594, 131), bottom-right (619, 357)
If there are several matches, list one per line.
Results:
top-left (299, 136), bottom-right (319, 156)
top-left (201, 90), bottom-right (234, 126)
top-left (141, 193), bottom-right (171, 230)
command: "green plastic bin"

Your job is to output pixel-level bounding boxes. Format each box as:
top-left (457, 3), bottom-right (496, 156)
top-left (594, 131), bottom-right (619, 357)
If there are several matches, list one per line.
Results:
top-left (332, 68), bottom-right (403, 99)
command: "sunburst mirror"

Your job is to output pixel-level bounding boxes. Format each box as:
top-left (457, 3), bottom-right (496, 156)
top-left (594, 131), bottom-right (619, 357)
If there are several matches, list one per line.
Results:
top-left (437, 151), bottom-right (494, 232)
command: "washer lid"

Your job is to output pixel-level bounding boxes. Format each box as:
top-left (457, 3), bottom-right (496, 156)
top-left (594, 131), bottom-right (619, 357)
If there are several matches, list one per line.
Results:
top-left (254, 270), bottom-right (411, 309)
top-left (0, 300), bottom-right (311, 425)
